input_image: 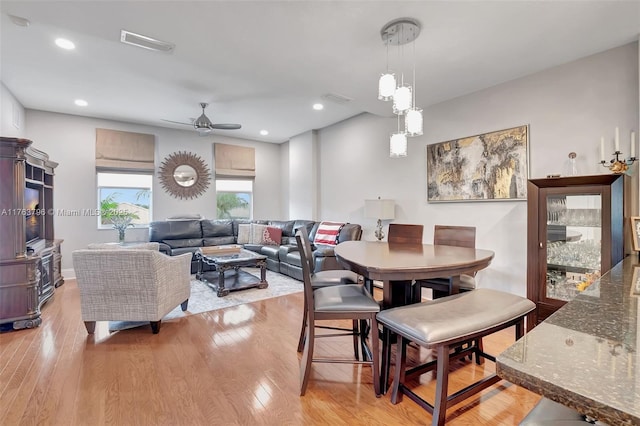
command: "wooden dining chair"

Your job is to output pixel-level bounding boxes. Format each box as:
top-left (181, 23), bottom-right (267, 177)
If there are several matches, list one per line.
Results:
top-left (414, 225), bottom-right (477, 301)
top-left (296, 229), bottom-right (381, 397)
top-left (387, 223), bottom-right (424, 244)
top-left (296, 229), bottom-right (361, 355)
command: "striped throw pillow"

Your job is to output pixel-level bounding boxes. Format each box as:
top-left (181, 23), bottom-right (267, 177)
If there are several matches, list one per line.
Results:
top-left (313, 221), bottom-right (345, 246)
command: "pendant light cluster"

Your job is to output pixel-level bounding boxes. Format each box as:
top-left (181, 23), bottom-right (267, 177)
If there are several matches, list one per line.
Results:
top-left (377, 18), bottom-right (423, 158)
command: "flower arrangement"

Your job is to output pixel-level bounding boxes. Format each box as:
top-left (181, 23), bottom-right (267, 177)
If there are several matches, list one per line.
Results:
top-left (110, 214), bottom-right (137, 242)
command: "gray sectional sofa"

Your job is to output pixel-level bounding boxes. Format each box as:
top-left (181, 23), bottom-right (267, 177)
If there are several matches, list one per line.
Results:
top-left (148, 219), bottom-right (362, 281)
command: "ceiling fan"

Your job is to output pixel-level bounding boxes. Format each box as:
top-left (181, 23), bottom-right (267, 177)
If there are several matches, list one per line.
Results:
top-left (163, 102), bottom-right (241, 136)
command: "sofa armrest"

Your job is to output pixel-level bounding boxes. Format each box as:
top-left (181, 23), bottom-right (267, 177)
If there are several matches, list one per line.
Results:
top-left (157, 242), bottom-right (171, 255)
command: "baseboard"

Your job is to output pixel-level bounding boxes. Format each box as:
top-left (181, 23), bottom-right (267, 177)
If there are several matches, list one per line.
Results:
top-left (62, 268), bottom-right (75, 280)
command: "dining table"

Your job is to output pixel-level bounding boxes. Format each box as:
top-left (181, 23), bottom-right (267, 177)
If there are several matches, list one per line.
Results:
top-left (334, 240), bottom-right (495, 309)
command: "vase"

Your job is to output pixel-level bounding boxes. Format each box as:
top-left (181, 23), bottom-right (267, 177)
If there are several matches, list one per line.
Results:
top-left (118, 229), bottom-right (125, 243)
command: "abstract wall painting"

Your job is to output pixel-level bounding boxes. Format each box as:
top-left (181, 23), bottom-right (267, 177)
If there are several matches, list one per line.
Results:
top-left (426, 125), bottom-right (529, 202)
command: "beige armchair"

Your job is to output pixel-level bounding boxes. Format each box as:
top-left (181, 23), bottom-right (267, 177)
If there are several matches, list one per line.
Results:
top-left (72, 247), bottom-right (191, 334)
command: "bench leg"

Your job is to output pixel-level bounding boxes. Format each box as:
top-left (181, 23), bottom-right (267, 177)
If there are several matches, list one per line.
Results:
top-left (432, 344), bottom-right (450, 426)
top-left (391, 336), bottom-right (407, 404)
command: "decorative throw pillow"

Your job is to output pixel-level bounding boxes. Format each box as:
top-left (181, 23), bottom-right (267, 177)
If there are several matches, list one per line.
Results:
top-left (313, 221), bottom-right (345, 246)
top-left (237, 224), bottom-right (251, 244)
top-left (250, 224), bottom-right (268, 244)
top-left (262, 226), bottom-right (282, 245)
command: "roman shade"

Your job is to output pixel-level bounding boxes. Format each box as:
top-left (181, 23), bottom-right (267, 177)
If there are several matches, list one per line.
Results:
top-left (214, 143), bottom-right (255, 178)
top-left (95, 128), bottom-right (155, 171)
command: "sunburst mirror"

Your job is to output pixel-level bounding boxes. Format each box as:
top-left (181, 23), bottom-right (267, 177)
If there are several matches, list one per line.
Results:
top-left (158, 151), bottom-right (211, 199)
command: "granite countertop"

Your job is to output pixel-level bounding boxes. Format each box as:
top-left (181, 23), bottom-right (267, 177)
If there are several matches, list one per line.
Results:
top-left (497, 256), bottom-right (640, 425)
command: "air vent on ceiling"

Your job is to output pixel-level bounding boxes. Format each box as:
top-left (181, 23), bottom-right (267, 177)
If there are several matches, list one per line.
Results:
top-left (321, 93), bottom-right (353, 104)
top-left (120, 30), bottom-right (174, 53)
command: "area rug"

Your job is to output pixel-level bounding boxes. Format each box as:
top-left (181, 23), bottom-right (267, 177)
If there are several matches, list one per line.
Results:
top-left (109, 268), bottom-right (302, 331)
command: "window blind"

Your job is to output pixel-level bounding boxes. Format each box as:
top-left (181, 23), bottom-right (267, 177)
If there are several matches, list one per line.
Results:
top-left (214, 143), bottom-right (255, 178)
top-left (95, 128), bottom-right (155, 172)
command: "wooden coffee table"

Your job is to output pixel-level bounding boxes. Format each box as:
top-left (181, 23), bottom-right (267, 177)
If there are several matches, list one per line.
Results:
top-left (195, 248), bottom-right (268, 297)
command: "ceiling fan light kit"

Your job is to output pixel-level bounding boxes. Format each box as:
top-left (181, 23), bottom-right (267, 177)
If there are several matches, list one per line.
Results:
top-left (378, 18), bottom-right (423, 157)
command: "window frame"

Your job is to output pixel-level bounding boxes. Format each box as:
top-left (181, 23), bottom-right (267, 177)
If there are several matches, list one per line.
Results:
top-left (96, 171), bottom-right (153, 229)
top-left (216, 179), bottom-right (254, 220)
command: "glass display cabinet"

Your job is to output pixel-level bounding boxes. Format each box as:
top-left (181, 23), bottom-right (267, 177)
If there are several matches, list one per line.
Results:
top-left (526, 174), bottom-right (629, 329)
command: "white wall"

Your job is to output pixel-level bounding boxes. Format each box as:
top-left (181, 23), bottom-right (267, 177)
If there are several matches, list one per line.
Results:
top-left (23, 110), bottom-right (282, 270)
top-left (288, 130), bottom-right (318, 220)
top-left (317, 42), bottom-right (639, 297)
top-left (1, 82), bottom-right (25, 137)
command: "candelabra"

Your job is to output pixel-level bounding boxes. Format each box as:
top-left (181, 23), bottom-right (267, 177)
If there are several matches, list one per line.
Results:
top-left (599, 151), bottom-right (636, 174)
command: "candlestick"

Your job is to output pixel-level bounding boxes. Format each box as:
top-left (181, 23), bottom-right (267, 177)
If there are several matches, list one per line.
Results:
top-left (600, 137), bottom-right (605, 162)
top-left (631, 131), bottom-right (636, 158)
top-left (615, 127), bottom-right (620, 152)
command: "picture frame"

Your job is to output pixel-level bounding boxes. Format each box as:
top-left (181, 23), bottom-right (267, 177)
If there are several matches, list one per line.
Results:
top-left (631, 217), bottom-right (640, 251)
top-left (426, 124), bottom-right (529, 202)
top-left (631, 266), bottom-right (640, 297)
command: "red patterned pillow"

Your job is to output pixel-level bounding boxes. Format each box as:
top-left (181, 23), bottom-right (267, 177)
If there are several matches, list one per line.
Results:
top-left (262, 226), bottom-right (282, 245)
top-left (313, 221), bottom-right (344, 246)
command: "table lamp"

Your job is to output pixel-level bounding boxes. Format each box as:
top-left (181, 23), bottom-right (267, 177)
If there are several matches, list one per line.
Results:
top-left (365, 198), bottom-right (395, 241)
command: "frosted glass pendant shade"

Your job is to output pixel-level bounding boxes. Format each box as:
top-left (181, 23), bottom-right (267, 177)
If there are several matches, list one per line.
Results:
top-left (393, 85), bottom-right (412, 114)
top-left (378, 73), bottom-right (396, 101)
top-left (390, 132), bottom-right (408, 157)
top-left (405, 108), bottom-right (423, 136)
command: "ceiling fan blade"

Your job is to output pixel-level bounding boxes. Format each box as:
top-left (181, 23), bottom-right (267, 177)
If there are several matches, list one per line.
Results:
top-left (161, 119), bottom-right (192, 126)
top-left (211, 123), bottom-right (242, 130)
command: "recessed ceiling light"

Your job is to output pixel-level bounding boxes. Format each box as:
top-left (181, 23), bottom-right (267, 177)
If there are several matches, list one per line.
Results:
top-left (55, 38), bottom-right (75, 50)
top-left (313, 103), bottom-right (324, 111)
top-left (260, 130), bottom-right (269, 136)
top-left (74, 99), bottom-right (88, 107)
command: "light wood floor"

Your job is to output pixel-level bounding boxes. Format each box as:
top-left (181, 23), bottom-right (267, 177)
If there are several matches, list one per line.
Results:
top-left (0, 280), bottom-right (540, 425)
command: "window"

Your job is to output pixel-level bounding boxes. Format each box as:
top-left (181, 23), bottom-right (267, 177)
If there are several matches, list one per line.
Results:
top-left (97, 172), bottom-right (152, 228)
top-left (216, 179), bottom-right (252, 219)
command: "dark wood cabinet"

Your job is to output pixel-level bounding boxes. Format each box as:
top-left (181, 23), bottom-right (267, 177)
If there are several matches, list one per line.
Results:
top-left (0, 137), bottom-right (62, 330)
top-left (526, 174), bottom-right (629, 329)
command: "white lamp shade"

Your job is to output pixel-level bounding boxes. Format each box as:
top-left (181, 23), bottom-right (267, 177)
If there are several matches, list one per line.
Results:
top-left (390, 132), bottom-right (407, 157)
top-left (378, 73), bottom-right (396, 101)
top-left (392, 85), bottom-right (412, 114)
top-left (405, 108), bottom-right (423, 136)
top-left (365, 199), bottom-right (395, 220)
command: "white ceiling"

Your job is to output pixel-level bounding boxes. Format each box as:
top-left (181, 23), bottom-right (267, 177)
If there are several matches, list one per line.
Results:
top-left (1, 1), bottom-right (639, 143)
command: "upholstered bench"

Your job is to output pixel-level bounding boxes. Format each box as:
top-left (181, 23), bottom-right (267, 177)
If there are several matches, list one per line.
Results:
top-left (376, 288), bottom-right (536, 426)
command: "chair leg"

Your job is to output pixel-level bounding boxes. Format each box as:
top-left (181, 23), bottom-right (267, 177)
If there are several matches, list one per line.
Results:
top-left (300, 317), bottom-right (315, 396)
top-left (391, 336), bottom-right (407, 404)
top-left (433, 344), bottom-right (451, 426)
top-left (370, 315), bottom-right (381, 397)
top-left (475, 338), bottom-right (485, 365)
top-left (353, 319), bottom-right (360, 361)
top-left (297, 301), bottom-right (308, 353)
top-left (181, 299), bottom-right (189, 311)
top-left (84, 321), bottom-right (96, 334)
top-left (381, 326), bottom-right (392, 394)
top-left (150, 321), bottom-right (161, 334)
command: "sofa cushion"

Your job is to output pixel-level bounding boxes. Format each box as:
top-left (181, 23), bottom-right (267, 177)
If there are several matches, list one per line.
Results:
top-left (283, 220), bottom-right (315, 245)
top-left (170, 247), bottom-right (200, 256)
top-left (201, 220), bottom-right (234, 237)
top-left (149, 220), bottom-right (202, 241)
top-left (286, 251), bottom-right (304, 268)
top-left (237, 224), bottom-right (251, 244)
top-left (337, 223), bottom-right (362, 243)
top-left (203, 236), bottom-right (236, 246)
top-left (162, 238), bottom-right (203, 249)
top-left (313, 221), bottom-right (345, 246)
top-left (260, 245), bottom-right (281, 260)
